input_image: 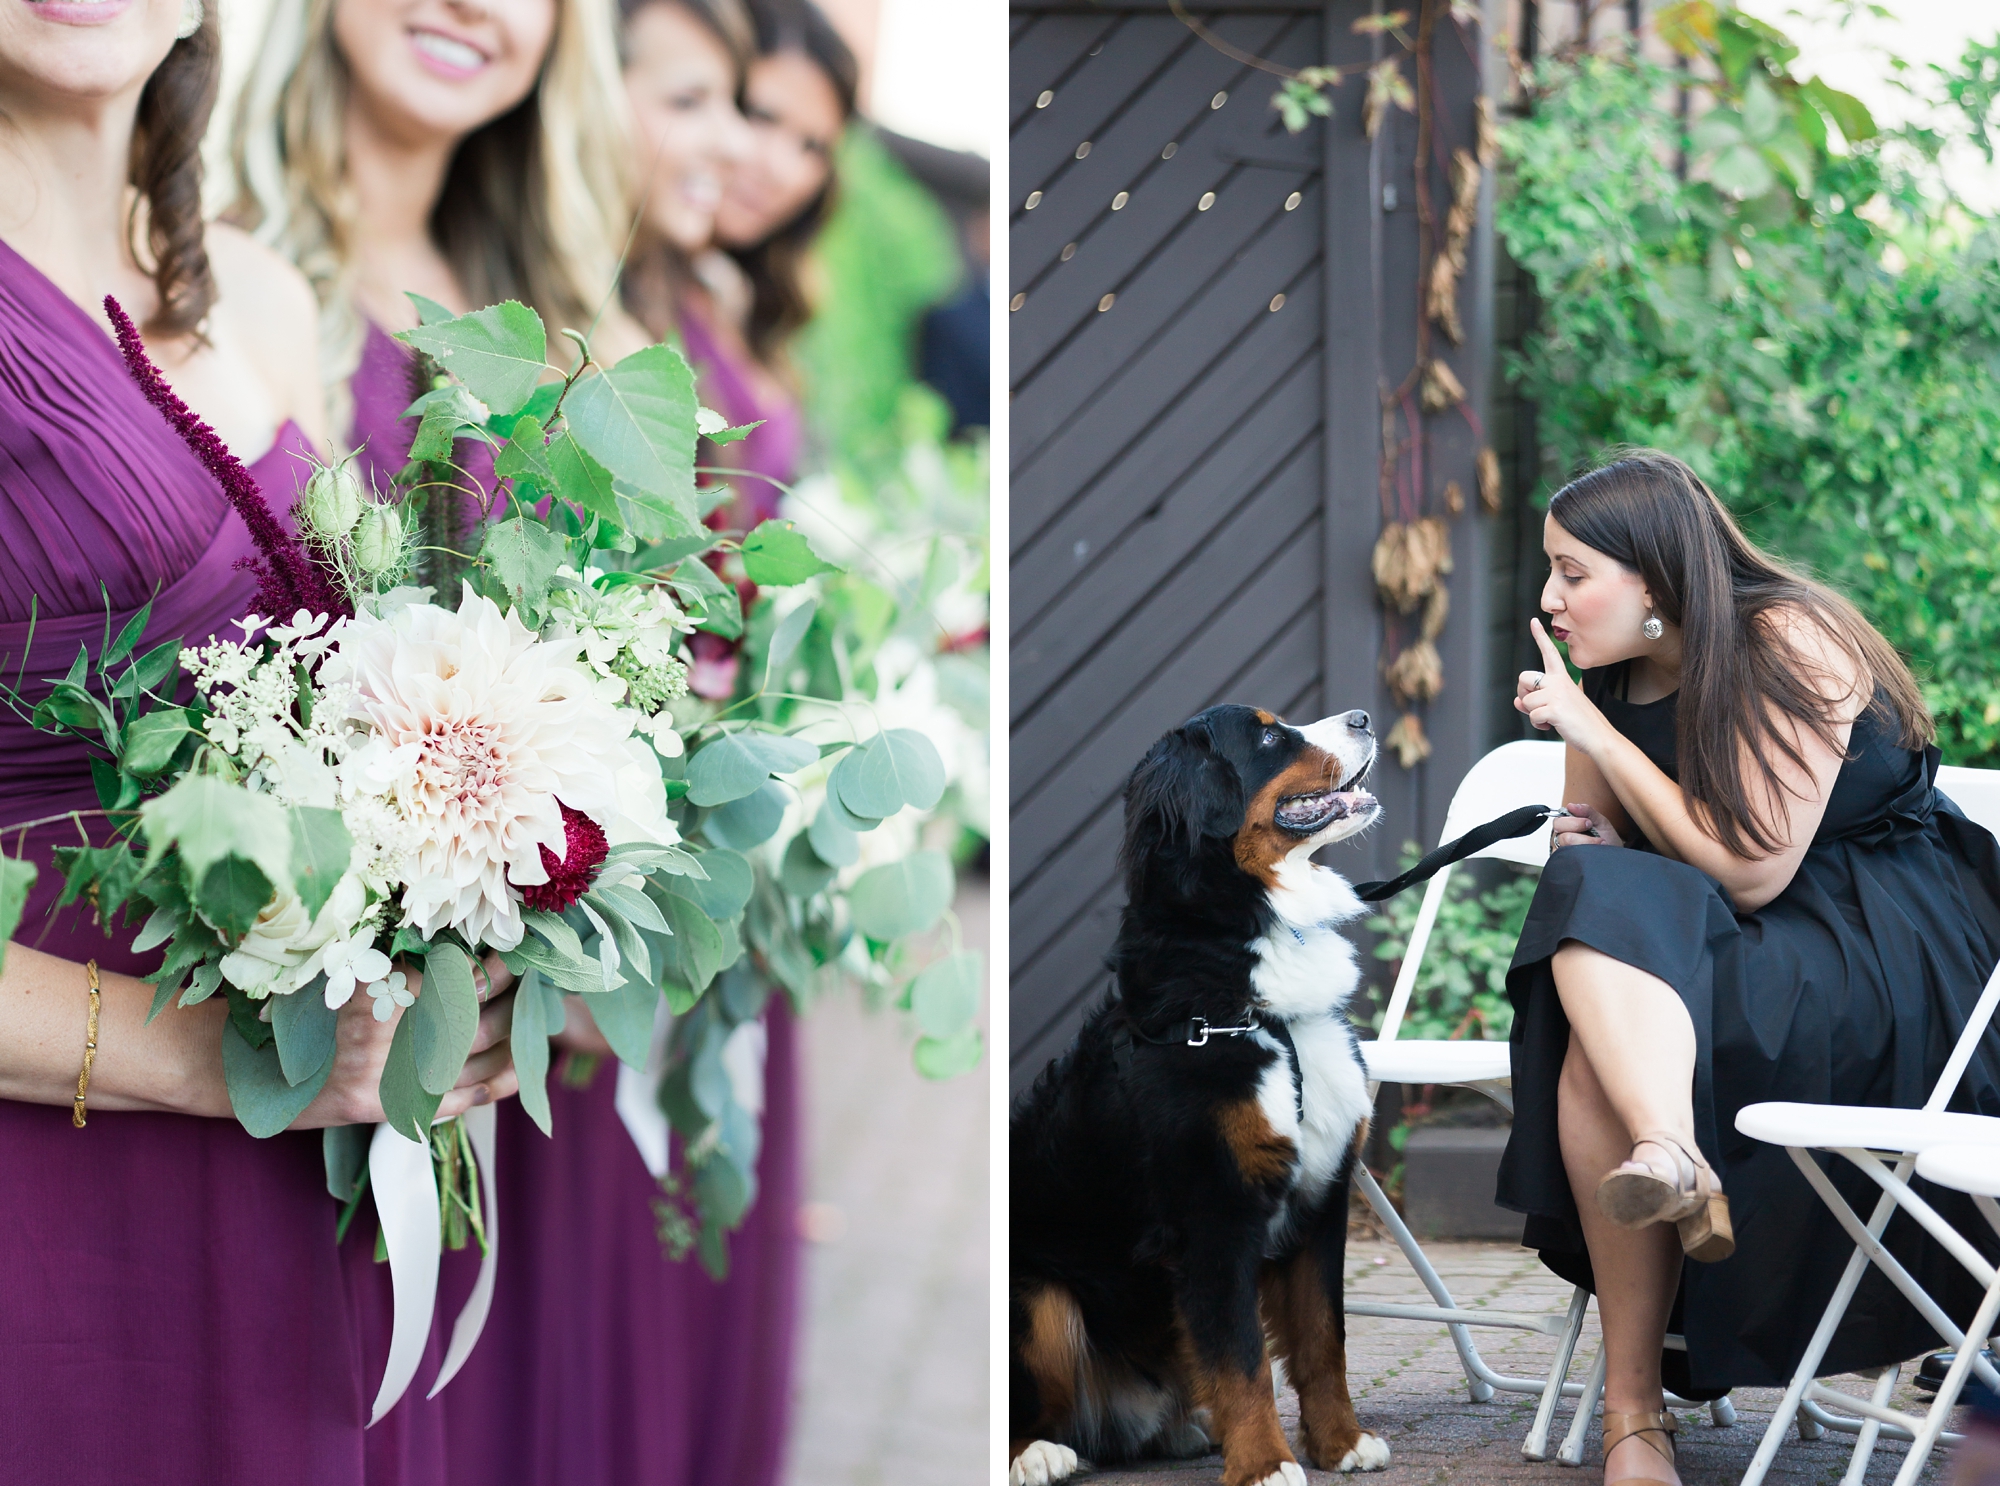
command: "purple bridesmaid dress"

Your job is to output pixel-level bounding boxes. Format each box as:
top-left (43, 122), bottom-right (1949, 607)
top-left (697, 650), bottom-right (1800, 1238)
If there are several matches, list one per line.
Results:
top-left (0, 240), bottom-right (446, 1483)
top-left (420, 304), bottom-right (807, 1486)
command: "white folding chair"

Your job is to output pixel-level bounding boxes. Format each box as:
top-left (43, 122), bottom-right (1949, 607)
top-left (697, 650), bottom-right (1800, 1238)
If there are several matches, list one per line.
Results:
top-left (1732, 763), bottom-right (2000, 1486)
top-left (1349, 742), bottom-right (1738, 1460)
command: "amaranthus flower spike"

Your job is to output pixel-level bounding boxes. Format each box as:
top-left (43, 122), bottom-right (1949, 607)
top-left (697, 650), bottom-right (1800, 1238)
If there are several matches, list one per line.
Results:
top-left (104, 296), bottom-right (349, 621)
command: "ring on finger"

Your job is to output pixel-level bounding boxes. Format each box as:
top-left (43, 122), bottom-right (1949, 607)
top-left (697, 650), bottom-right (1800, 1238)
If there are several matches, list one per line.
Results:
top-left (1522, 670), bottom-right (1547, 691)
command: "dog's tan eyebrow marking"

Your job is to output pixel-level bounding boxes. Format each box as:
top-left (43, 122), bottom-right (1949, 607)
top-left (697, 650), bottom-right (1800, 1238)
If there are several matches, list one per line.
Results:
top-left (1218, 1100), bottom-right (1296, 1185)
top-left (1254, 710), bottom-right (1276, 725)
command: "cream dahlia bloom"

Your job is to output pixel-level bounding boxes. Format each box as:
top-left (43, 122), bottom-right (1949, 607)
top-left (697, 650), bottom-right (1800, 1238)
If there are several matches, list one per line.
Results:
top-left (325, 584), bottom-right (676, 951)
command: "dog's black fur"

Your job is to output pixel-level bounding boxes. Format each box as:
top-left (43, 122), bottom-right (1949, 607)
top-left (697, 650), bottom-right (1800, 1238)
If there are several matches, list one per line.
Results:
top-left (1010, 705), bottom-right (1391, 1486)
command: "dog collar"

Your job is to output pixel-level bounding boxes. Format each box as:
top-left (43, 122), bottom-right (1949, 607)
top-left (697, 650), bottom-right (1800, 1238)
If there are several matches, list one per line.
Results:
top-left (1110, 1006), bottom-right (1307, 1122)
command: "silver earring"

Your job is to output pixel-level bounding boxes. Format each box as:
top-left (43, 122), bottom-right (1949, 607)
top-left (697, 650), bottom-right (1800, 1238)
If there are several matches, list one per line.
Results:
top-left (176, 0), bottom-right (202, 38)
top-left (1643, 614), bottom-right (1664, 641)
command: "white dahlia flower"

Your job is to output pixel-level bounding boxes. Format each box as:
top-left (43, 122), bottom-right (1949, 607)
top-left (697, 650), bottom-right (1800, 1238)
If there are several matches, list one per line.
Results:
top-left (324, 583), bottom-right (676, 951)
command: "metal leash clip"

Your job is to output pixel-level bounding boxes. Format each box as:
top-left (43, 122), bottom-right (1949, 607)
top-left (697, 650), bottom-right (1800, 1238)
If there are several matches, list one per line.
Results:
top-left (1186, 1017), bottom-right (1258, 1047)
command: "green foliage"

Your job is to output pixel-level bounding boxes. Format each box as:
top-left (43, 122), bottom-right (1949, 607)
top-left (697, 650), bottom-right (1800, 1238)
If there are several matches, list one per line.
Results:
top-left (740, 520), bottom-right (839, 586)
top-left (1366, 848), bottom-right (1537, 1041)
top-left (1498, 24), bottom-right (2000, 763)
top-left (0, 857), bottom-right (36, 975)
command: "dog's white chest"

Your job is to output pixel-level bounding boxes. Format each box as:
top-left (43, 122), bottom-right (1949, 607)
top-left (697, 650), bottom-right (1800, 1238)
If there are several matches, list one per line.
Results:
top-left (1253, 1019), bottom-right (1373, 1206)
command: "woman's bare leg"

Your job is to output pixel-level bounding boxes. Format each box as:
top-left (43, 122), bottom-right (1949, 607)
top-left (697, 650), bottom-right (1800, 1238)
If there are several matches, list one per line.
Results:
top-left (1554, 941), bottom-right (1701, 1484)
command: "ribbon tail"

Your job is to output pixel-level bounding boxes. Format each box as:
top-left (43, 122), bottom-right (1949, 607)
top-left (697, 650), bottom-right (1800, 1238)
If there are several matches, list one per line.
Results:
top-left (367, 1121), bottom-right (441, 1427)
top-left (427, 1103), bottom-right (500, 1399)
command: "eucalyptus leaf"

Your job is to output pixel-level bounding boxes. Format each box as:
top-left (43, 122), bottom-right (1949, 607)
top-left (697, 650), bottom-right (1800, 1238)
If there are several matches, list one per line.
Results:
top-left (684, 729), bottom-right (819, 806)
top-left (324, 1123), bottom-right (371, 1202)
top-left (592, 965), bottom-right (662, 1069)
top-left (656, 887), bottom-right (724, 994)
top-left (589, 880), bottom-right (668, 934)
top-left (672, 849), bottom-right (752, 918)
top-left (223, 1018), bottom-right (331, 1137)
top-left (511, 967), bottom-right (555, 1136)
top-left (806, 799), bottom-right (860, 866)
top-left (271, 976), bottom-right (340, 1086)
top-left (848, 850), bottom-right (954, 942)
top-left (524, 907), bottom-right (585, 966)
top-left (908, 950), bottom-right (983, 1040)
top-left (831, 729), bottom-right (947, 819)
top-left (379, 1009), bottom-right (443, 1143)
top-left (763, 598), bottom-right (817, 690)
top-left (398, 300), bottom-right (548, 416)
top-left (780, 833), bottom-right (836, 898)
top-left (700, 780), bottom-right (787, 850)
top-left (410, 941), bottom-right (481, 1096)
top-left (913, 1026), bottom-right (984, 1079)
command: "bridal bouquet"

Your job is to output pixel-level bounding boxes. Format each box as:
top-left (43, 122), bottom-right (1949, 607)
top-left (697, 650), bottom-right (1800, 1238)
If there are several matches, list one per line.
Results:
top-left (0, 295), bottom-right (966, 1269)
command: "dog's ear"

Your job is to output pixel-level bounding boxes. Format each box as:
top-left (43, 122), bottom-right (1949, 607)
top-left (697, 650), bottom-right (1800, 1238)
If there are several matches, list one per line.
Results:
top-left (1124, 721), bottom-right (1244, 856)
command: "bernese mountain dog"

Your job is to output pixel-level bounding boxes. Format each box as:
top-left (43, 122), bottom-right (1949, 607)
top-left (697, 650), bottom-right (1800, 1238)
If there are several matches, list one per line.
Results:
top-left (1010, 704), bottom-right (1391, 1486)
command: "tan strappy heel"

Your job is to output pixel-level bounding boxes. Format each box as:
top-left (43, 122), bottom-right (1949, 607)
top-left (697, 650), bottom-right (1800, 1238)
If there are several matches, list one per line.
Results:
top-left (1596, 1131), bottom-right (1735, 1263)
top-left (1602, 1408), bottom-right (1678, 1485)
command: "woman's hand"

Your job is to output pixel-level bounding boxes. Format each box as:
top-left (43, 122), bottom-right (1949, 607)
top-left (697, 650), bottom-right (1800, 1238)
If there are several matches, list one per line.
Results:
top-left (294, 952), bottom-right (520, 1129)
top-left (551, 994), bottom-right (616, 1058)
top-left (1551, 802), bottom-right (1622, 850)
top-left (1515, 619), bottom-right (1612, 754)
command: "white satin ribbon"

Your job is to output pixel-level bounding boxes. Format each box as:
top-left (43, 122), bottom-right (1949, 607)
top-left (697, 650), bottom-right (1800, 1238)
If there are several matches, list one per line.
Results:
top-left (365, 1105), bottom-right (503, 1425)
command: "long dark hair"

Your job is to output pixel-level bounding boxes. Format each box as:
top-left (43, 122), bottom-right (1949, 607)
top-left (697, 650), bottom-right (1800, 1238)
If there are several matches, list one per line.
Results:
top-left (723, 0), bottom-right (857, 363)
top-left (618, 0), bottom-right (753, 342)
top-left (1550, 449), bottom-right (1932, 857)
top-left (131, 14), bottom-right (221, 337)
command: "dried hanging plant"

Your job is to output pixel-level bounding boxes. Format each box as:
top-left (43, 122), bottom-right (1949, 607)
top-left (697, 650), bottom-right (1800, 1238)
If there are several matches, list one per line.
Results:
top-left (1420, 580), bottom-right (1451, 642)
top-left (1387, 712), bottom-right (1433, 768)
top-left (1371, 516), bottom-right (1454, 612)
top-left (1421, 357), bottom-right (1467, 413)
top-left (1478, 447), bottom-right (1502, 514)
top-left (1443, 479), bottom-right (1466, 516)
top-left (1385, 638), bottom-right (1444, 704)
top-left (1428, 150), bottom-right (1483, 344)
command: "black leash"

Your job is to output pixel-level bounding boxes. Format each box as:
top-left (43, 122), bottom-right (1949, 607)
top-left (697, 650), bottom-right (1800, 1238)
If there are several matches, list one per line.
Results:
top-left (1109, 804), bottom-right (1564, 1110)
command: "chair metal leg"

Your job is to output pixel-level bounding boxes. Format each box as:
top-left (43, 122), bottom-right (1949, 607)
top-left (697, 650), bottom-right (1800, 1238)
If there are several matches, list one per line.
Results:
top-left (1738, 1169), bottom-right (1907, 1486)
top-left (1893, 1271), bottom-right (2000, 1486)
top-left (1711, 1395), bottom-right (1738, 1427)
top-left (1839, 1366), bottom-right (1899, 1486)
top-left (1522, 1287), bottom-right (1589, 1462)
top-left (1351, 1163), bottom-right (1495, 1402)
top-left (1558, 1346), bottom-right (1608, 1467)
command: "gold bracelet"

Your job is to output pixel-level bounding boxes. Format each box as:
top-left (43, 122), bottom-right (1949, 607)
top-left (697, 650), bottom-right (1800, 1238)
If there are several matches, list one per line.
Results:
top-left (72, 959), bottom-right (100, 1129)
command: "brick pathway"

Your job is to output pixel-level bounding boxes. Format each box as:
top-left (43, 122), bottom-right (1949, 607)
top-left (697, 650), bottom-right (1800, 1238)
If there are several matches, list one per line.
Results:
top-left (784, 878), bottom-right (991, 1486)
top-left (1081, 1237), bottom-right (1950, 1485)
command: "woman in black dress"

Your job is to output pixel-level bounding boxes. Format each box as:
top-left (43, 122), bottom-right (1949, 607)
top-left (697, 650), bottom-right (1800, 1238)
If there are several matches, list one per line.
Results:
top-left (1496, 451), bottom-right (2000, 1486)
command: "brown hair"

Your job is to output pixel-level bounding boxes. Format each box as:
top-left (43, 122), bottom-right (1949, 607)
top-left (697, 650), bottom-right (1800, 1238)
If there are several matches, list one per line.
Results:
top-left (1552, 450), bottom-right (1933, 856)
top-left (131, 13), bottom-right (221, 338)
top-left (723, 0), bottom-right (857, 362)
top-left (617, 0), bottom-right (753, 342)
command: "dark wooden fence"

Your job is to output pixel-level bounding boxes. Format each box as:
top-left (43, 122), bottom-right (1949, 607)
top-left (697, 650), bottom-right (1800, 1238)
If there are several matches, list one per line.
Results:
top-left (1009, 1), bottom-right (1502, 1093)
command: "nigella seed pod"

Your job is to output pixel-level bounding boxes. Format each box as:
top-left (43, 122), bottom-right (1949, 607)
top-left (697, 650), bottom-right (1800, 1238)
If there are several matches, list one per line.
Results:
top-left (301, 462), bottom-right (364, 536)
top-left (352, 504), bottom-right (405, 575)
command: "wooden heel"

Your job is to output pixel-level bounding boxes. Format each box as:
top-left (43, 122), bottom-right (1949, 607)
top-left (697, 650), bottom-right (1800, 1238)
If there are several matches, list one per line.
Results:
top-left (1678, 1190), bottom-right (1735, 1263)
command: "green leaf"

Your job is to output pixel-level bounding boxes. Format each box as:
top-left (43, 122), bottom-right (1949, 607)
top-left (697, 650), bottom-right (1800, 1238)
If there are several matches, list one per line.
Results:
top-left (913, 1026), bottom-right (984, 1079)
top-left (271, 977), bottom-right (339, 1086)
top-left (406, 292), bottom-right (457, 326)
top-left (667, 554), bottom-right (743, 640)
top-left (673, 849), bottom-right (753, 919)
top-left (1803, 76), bottom-right (1875, 143)
top-left (510, 968), bottom-right (557, 1136)
top-left (222, 1017), bottom-right (331, 1137)
top-left (398, 301), bottom-right (549, 417)
top-left (479, 517), bottom-right (569, 627)
top-left (740, 520), bottom-right (840, 586)
top-left (582, 894), bottom-right (651, 987)
top-left (288, 807), bottom-right (354, 921)
top-left (701, 780), bottom-right (787, 850)
top-left (848, 851), bottom-right (954, 942)
top-left (685, 729), bottom-right (819, 806)
top-left (324, 1123), bottom-right (370, 1202)
top-left (122, 707), bottom-right (196, 776)
top-left (563, 342), bottom-right (699, 509)
top-left (831, 729), bottom-right (947, 819)
top-left (379, 1008), bottom-right (443, 1142)
top-left (197, 856), bottom-right (274, 939)
top-left (764, 599), bottom-right (817, 690)
top-left (657, 886), bottom-right (725, 993)
top-left (54, 843), bottom-right (139, 921)
top-left (1710, 142), bottom-right (1776, 198)
top-left (592, 966), bottom-right (662, 1068)
top-left (543, 429), bottom-right (621, 525)
top-left (181, 959), bottom-right (223, 1008)
top-left (806, 799), bottom-right (860, 866)
top-left (0, 857), bottom-right (37, 975)
top-left (141, 774), bottom-right (292, 900)
top-left (411, 941), bottom-right (481, 1096)
top-left (105, 602), bottom-right (153, 669)
top-left (909, 950), bottom-right (982, 1040)
top-left (779, 833), bottom-right (836, 897)
top-left (127, 639), bottom-right (182, 699)
top-left (821, 783), bottom-right (883, 835)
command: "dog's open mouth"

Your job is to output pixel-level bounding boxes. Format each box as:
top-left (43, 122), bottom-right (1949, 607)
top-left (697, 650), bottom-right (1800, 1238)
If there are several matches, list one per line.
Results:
top-left (1275, 762), bottom-right (1377, 834)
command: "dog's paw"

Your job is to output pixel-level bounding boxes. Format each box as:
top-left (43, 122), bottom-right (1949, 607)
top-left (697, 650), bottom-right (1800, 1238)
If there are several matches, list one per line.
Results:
top-left (1336, 1433), bottom-right (1391, 1473)
top-left (1009, 1440), bottom-right (1079, 1486)
top-left (1249, 1464), bottom-right (1308, 1486)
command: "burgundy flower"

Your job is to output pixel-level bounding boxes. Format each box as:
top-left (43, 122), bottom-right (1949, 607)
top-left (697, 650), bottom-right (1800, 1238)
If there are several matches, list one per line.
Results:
top-left (104, 296), bottom-right (349, 622)
top-left (519, 802), bottom-right (609, 913)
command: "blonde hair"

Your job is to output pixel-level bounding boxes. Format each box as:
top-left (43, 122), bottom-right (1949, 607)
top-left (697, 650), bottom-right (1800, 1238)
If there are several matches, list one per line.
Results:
top-left (230, 0), bottom-right (634, 443)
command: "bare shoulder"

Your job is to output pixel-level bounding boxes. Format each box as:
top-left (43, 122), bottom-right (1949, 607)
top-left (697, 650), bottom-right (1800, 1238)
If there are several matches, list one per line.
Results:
top-left (205, 224), bottom-right (328, 444)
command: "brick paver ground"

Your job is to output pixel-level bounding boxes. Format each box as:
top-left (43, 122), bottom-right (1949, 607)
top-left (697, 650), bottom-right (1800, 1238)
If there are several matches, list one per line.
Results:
top-left (1082, 1237), bottom-right (1951, 1485)
top-left (784, 878), bottom-right (990, 1486)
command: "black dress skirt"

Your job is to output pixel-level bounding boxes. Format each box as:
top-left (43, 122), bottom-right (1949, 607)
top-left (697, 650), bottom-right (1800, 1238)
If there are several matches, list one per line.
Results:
top-left (1496, 667), bottom-right (2000, 1392)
